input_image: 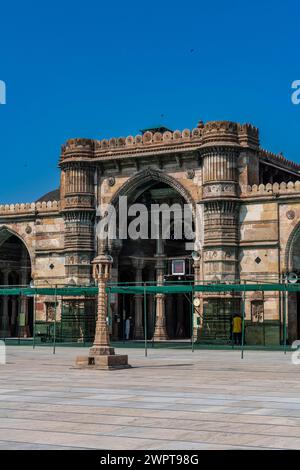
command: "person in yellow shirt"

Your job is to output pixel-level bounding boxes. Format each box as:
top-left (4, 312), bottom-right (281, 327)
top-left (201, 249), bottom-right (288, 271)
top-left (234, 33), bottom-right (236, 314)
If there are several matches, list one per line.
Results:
top-left (232, 314), bottom-right (242, 345)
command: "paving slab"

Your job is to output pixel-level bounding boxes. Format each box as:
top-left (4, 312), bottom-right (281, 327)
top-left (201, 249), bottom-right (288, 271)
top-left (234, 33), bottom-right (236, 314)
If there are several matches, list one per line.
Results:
top-left (0, 346), bottom-right (299, 449)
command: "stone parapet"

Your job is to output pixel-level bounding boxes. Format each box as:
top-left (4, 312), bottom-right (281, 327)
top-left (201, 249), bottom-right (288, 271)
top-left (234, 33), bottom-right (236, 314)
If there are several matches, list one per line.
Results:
top-left (0, 200), bottom-right (60, 217)
top-left (59, 122), bottom-right (300, 176)
top-left (241, 180), bottom-right (300, 198)
top-left (260, 148), bottom-right (300, 172)
top-left (60, 122), bottom-right (259, 161)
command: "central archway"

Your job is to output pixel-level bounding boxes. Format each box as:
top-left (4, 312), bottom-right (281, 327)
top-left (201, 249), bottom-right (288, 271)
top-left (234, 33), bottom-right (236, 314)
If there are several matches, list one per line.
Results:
top-left (110, 168), bottom-right (196, 215)
top-left (109, 170), bottom-right (197, 341)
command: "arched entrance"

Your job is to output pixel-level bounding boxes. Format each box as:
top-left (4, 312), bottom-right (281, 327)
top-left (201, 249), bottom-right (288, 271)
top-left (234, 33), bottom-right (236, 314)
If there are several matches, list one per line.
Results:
top-left (109, 171), bottom-right (196, 341)
top-left (0, 230), bottom-right (33, 338)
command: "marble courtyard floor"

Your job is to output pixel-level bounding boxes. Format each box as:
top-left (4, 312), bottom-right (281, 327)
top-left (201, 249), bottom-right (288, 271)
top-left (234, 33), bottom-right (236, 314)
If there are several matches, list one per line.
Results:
top-left (0, 346), bottom-right (300, 450)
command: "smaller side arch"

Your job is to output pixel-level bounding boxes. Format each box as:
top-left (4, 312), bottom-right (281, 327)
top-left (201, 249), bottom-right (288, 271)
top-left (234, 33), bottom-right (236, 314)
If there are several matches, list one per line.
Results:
top-left (0, 225), bottom-right (34, 269)
top-left (285, 221), bottom-right (300, 272)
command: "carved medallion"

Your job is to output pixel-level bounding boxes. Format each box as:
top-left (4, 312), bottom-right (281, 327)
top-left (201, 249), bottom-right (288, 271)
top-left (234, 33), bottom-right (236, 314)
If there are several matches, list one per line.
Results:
top-left (186, 169), bottom-right (195, 180)
top-left (108, 177), bottom-right (116, 187)
top-left (286, 210), bottom-right (295, 220)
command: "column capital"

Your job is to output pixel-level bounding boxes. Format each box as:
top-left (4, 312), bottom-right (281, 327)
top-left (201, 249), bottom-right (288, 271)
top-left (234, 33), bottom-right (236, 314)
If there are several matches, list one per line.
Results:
top-left (92, 254), bottom-right (113, 281)
top-left (132, 258), bottom-right (145, 271)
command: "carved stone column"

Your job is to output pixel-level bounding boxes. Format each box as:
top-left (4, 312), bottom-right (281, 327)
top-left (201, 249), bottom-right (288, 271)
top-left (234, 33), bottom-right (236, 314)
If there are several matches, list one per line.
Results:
top-left (89, 254), bottom-right (114, 356)
top-left (109, 240), bottom-right (122, 341)
top-left (153, 257), bottom-right (168, 341)
top-left (166, 294), bottom-right (173, 337)
top-left (133, 259), bottom-right (144, 339)
top-left (1, 271), bottom-right (10, 337)
top-left (11, 298), bottom-right (18, 336)
top-left (76, 253), bottom-right (130, 370)
top-left (20, 268), bottom-right (30, 337)
top-left (193, 258), bottom-right (203, 341)
top-left (176, 294), bottom-right (184, 338)
top-left (60, 152), bottom-right (96, 287)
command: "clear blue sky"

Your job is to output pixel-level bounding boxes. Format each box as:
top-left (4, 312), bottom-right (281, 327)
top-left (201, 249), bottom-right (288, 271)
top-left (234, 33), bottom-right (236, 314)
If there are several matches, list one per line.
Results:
top-left (0, 0), bottom-right (299, 203)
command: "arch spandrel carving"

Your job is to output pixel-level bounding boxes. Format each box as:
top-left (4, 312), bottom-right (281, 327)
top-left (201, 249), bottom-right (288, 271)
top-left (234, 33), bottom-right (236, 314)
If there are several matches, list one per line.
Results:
top-left (108, 169), bottom-right (197, 214)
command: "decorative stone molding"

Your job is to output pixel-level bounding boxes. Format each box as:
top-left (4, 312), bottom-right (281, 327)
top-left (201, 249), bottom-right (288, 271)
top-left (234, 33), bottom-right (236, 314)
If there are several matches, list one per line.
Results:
top-left (65, 195), bottom-right (94, 209)
top-left (203, 183), bottom-right (236, 198)
top-left (65, 253), bottom-right (91, 265)
top-left (203, 248), bottom-right (236, 261)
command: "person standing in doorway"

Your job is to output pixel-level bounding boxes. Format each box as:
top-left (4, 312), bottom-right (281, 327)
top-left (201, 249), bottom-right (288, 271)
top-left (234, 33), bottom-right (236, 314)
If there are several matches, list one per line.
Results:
top-left (125, 317), bottom-right (131, 340)
top-left (232, 314), bottom-right (242, 345)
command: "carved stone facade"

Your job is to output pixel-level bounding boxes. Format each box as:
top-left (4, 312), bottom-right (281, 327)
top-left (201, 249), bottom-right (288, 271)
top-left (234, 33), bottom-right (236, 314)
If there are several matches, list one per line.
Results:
top-left (1, 120), bottom-right (300, 345)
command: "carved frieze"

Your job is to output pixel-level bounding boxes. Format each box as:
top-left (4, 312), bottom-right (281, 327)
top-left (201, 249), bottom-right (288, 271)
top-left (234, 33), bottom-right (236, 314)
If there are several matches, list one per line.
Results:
top-left (203, 183), bottom-right (236, 198)
top-left (65, 195), bottom-right (94, 208)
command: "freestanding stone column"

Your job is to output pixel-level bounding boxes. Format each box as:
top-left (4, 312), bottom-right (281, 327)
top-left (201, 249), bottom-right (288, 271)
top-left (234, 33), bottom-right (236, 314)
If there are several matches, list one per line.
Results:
top-left (153, 257), bottom-right (168, 341)
top-left (76, 253), bottom-right (130, 370)
top-left (193, 257), bottom-right (203, 341)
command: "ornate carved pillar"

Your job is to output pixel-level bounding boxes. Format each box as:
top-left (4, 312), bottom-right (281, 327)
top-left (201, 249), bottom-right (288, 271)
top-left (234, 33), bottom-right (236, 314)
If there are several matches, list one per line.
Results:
top-left (20, 268), bottom-right (29, 337)
top-left (176, 294), bottom-right (184, 338)
top-left (193, 258), bottom-right (203, 340)
top-left (1, 270), bottom-right (9, 336)
top-left (11, 298), bottom-right (18, 336)
top-left (165, 294), bottom-right (173, 337)
top-left (76, 253), bottom-right (130, 370)
top-left (132, 259), bottom-right (144, 339)
top-left (89, 254), bottom-right (114, 356)
top-left (109, 240), bottom-right (122, 341)
top-left (153, 238), bottom-right (168, 341)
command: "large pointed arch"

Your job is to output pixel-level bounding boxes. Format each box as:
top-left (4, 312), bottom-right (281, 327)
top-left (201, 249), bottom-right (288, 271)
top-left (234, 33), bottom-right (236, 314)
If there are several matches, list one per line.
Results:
top-left (110, 168), bottom-right (197, 215)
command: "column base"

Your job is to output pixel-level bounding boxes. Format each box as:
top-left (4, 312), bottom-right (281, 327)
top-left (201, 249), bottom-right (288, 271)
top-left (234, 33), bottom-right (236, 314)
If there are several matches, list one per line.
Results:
top-left (153, 330), bottom-right (169, 341)
top-left (134, 326), bottom-right (144, 340)
top-left (89, 346), bottom-right (115, 356)
top-left (0, 330), bottom-right (10, 338)
top-left (75, 354), bottom-right (131, 370)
